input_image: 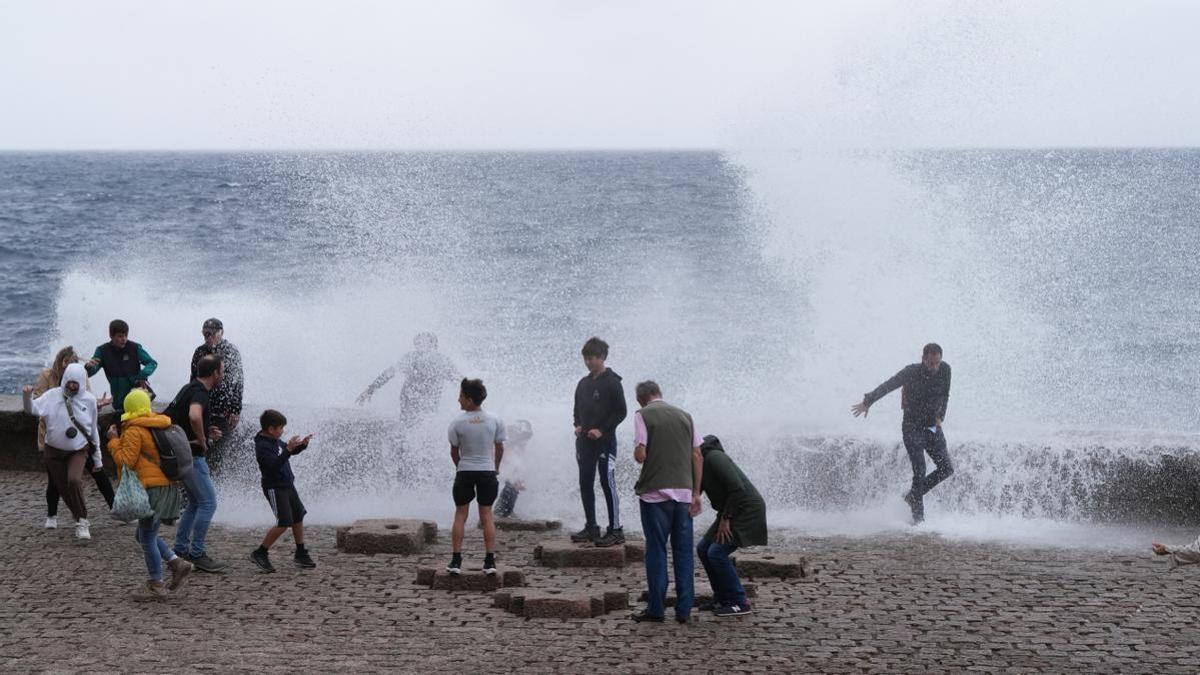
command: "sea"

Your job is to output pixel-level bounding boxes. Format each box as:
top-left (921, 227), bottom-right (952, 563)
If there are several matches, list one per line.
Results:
top-left (1, 150), bottom-right (1197, 549)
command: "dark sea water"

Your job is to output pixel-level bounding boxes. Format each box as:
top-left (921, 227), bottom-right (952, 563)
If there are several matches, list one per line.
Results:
top-left (2, 150), bottom-right (1197, 538)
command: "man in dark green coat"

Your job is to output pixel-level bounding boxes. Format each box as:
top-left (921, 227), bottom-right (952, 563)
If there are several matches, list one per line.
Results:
top-left (697, 435), bottom-right (766, 618)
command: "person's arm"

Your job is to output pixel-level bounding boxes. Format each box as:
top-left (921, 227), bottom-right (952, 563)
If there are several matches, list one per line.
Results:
top-left (936, 365), bottom-right (951, 425)
top-left (494, 442), bottom-right (504, 473)
top-left (188, 402), bottom-right (208, 453)
top-left (22, 386), bottom-right (40, 416)
top-left (357, 365), bottom-right (398, 404)
top-left (632, 410), bottom-right (647, 464)
top-left (689, 443), bottom-right (704, 517)
top-left (603, 380), bottom-right (628, 434)
top-left (190, 346), bottom-right (204, 380)
top-left (572, 380), bottom-right (582, 434)
top-left (225, 344), bottom-right (244, 414)
top-left (106, 425), bottom-right (140, 468)
top-left (450, 445), bottom-right (460, 466)
top-left (85, 346), bottom-right (103, 376)
top-left (709, 453), bottom-right (746, 519)
top-left (853, 365), bottom-right (917, 416)
top-left (136, 345), bottom-right (157, 379)
top-left (87, 397), bottom-right (102, 466)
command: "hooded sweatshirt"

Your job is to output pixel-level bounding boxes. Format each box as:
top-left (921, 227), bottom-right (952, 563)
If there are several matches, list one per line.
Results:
top-left (107, 389), bottom-right (173, 488)
top-left (573, 367), bottom-right (627, 442)
top-left (25, 363), bottom-right (102, 467)
top-left (256, 432), bottom-right (307, 489)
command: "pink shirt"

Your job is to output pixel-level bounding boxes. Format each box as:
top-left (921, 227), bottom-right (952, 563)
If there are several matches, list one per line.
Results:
top-left (634, 402), bottom-right (702, 504)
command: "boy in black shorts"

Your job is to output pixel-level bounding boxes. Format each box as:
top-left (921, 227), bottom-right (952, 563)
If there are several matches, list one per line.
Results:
top-left (447, 378), bottom-right (507, 575)
top-left (250, 409), bottom-right (315, 573)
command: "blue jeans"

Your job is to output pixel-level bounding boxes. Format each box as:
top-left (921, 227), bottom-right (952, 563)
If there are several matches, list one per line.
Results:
top-left (174, 457), bottom-right (217, 558)
top-left (902, 425), bottom-right (954, 506)
top-left (639, 499), bottom-right (694, 619)
top-left (577, 437), bottom-right (620, 530)
top-left (697, 536), bottom-right (746, 606)
top-left (136, 518), bottom-right (174, 581)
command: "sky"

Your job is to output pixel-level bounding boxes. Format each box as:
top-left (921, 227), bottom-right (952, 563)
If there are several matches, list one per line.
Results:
top-left (1, 0), bottom-right (1198, 150)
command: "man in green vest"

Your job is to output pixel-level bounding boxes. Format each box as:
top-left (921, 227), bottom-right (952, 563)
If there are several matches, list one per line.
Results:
top-left (630, 380), bottom-right (703, 624)
top-left (697, 435), bottom-right (766, 618)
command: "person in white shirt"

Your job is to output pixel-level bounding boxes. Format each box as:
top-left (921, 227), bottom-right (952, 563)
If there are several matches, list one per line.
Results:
top-left (23, 363), bottom-right (103, 540)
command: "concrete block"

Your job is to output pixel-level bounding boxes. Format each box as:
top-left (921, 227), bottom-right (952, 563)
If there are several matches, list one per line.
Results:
top-left (416, 566), bottom-right (525, 591)
top-left (733, 551), bottom-right (809, 579)
top-left (494, 517), bottom-right (563, 532)
top-left (336, 519), bottom-right (438, 555)
top-left (534, 540), bottom-right (627, 568)
top-left (521, 591), bottom-right (595, 619)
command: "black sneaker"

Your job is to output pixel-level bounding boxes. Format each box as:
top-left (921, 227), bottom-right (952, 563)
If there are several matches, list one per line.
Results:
top-left (446, 553), bottom-right (463, 575)
top-left (630, 609), bottom-right (664, 623)
top-left (903, 491), bottom-right (925, 524)
top-left (594, 527), bottom-right (625, 548)
top-left (250, 549), bottom-right (275, 573)
top-left (192, 553), bottom-right (229, 573)
top-left (294, 549), bottom-right (316, 569)
top-left (482, 553), bottom-right (497, 576)
top-left (714, 603), bottom-right (753, 618)
top-left (570, 525), bottom-right (600, 543)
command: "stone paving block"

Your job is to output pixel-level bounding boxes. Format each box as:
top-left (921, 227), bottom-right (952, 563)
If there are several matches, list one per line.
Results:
top-left (494, 587), bottom-right (628, 618)
top-left (533, 540), bottom-right (627, 567)
top-left (494, 517), bottom-right (562, 532)
top-left (623, 540), bottom-right (645, 562)
top-left (416, 566), bottom-right (525, 591)
top-left (732, 551), bottom-right (810, 579)
top-left (336, 519), bottom-right (438, 555)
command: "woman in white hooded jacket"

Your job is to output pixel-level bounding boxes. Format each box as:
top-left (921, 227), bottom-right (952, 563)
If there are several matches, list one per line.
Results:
top-left (23, 362), bottom-right (103, 540)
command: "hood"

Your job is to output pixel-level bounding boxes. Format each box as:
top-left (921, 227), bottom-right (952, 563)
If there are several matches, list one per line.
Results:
top-left (61, 362), bottom-right (88, 394)
top-left (125, 413), bottom-right (172, 429)
top-left (121, 388), bottom-right (154, 422)
top-left (599, 367), bottom-right (622, 382)
top-left (700, 434), bottom-right (725, 458)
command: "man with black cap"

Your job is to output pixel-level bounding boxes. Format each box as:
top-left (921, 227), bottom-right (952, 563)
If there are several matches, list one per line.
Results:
top-left (190, 318), bottom-right (244, 466)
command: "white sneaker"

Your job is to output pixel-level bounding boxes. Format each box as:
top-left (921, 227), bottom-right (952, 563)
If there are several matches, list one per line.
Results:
top-left (44, 516), bottom-right (58, 529)
top-left (75, 519), bottom-right (91, 540)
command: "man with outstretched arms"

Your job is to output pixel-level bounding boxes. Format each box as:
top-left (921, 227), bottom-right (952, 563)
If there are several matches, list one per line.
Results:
top-left (851, 343), bottom-right (953, 524)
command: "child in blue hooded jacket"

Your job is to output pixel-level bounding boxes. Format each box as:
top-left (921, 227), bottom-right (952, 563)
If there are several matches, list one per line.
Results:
top-left (250, 409), bottom-right (315, 573)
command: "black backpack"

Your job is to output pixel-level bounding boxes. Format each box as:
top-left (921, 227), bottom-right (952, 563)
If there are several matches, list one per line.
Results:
top-left (149, 425), bottom-right (194, 481)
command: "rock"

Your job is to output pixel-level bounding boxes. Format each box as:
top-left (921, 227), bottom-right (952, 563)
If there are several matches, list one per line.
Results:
top-left (733, 551), bottom-right (809, 579)
top-left (494, 518), bottom-right (563, 532)
top-left (534, 540), bottom-right (627, 567)
top-left (336, 519), bottom-right (438, 555)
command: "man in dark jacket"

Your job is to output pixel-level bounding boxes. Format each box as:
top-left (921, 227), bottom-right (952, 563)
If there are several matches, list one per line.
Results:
top-left (190, 318), bottom-right (244, 466)
top-left (697, 435), bottom-right (766, 618)
top-left (570, 337), bottom-right (628, 547)
top-left (851, 343), bottom-right (953, 523)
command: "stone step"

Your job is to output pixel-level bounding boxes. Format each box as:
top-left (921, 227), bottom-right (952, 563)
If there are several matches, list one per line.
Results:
top-left (533, 540), bottom-right (633, 567)
top-left (415, 566), bottom-right (526, 591)
top-left (335, 519), bottom-right (438, 555)
top-left (495, 588), bottom-right (629, 618)
top-left (732, 551), bottom-right (811, 580)
top-left (637, 582), bottom-right (758, 608)
top-left (493, 517), bottom-right (562, 532)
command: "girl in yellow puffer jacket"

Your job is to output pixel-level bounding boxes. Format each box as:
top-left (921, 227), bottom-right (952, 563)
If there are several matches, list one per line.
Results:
top-left (105, 389), bottom-right (193, 600)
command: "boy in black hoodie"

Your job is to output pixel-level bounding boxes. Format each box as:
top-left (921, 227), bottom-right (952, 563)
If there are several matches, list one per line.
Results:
top-left (250, 409), bottom-right (315, 572)
top-left (571, 337), bottom-right (628, 547)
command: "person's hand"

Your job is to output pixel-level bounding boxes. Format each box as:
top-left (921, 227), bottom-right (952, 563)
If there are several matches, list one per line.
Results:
top-left (573, 426), bottom-right (582, 437)
top-left (85, 358), bottom-right (99, 369)
top-left (22, 385), bottom-right (33, 395)
top-left (850, 401), bottom-right (870, 418)
top-left (936, 418), bottom-right (944, 431)
top-left (96, 393), bottom-right (112, 409)
top-left (106, 425), bottom-right (118, 439)
top-left (208, 426), bottom-right (223, 442)
top-left (1152, 542), bottom-right (1170, 556)
top-left (135, 379), bottom-right (149, 389)
top-left (229, 413), bottom-right (240, 428)
top-left (633, 445), bottom-right (646, 464)
top-left (586, 428), bottom-right (602, 440)
top-left (715, 518), bottom-right (733, 544)
top-left (91, 463), bottom-right (103, 474)
top-left (288, 434), bottom-right (314, 452)
top-left (688, 496), bottom-right (702, 518)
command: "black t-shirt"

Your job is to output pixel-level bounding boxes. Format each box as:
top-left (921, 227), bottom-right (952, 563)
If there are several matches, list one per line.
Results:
top-left (167, 380), bottom-right (211, 453)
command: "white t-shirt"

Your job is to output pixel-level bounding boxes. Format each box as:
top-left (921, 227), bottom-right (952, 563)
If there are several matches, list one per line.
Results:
top-left (447, 409), bottom-right (507, 472)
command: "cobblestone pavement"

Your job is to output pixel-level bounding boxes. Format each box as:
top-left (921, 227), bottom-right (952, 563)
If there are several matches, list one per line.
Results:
top-left (2, 470), bottom-right (1200, 673)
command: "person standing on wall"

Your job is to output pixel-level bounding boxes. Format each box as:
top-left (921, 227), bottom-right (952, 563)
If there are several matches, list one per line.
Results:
top-left (570, 337), bottom-right (628, 547)
top-left (851, 343), bottom-right (954, 524)
top-left (190, 318), bottom-right (243, 468)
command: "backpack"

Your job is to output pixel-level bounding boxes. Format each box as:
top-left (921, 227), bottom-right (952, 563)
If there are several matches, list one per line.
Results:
top-left (149, 425), bottom-right (194, 481)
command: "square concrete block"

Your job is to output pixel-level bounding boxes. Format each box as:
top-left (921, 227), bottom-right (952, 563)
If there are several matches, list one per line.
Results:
top-left (521, 591), bottom-right (595, 619)
top-left (337, 519), bottom-right (438, 555)
top-left (733, 551), bottom-right (809, 579)
top-left (623, 541), bottom-right (645, 562)
top-left (417, 566), bottom-right (525, 591)
top-left (534, 540), bottom-right (627, 568)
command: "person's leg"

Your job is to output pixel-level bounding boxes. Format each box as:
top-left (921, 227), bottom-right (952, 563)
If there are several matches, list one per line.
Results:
top-left (86, 455), bottom-right (115, 509)
top-left (479, 506), bottom-right (496, 553)
top-left (494, 482), bottom-right (518, 517)
top-left (901, 425), bottom-right (927, 522)
top-left (62, 450), bottom-right (88, 520)
top-left (703, 540), bottom-right (746, 606)
top-left (451, 504), bottom-right (471, 553)
top-left (920, 428), bottom-right (955, 496)
top-left (696, 536), bottom-right (720, 603)
top-left (174, 470), bottom-right (200, 557)
top-left (292, 522), bottom-right (305, 547)
top-left (597, 436), bottom-right (621, 532)
top-left (576, 440), bottom-right (599, 530)
top-left (183, 458), bottom-right (217, 558)
top-left (477, 473), bottom-right (499, 554)
top-left (136, 518), bottom-right (164, 581)
top-left (45, 468), bottom-right (59, 518)
top-left (261, 526), bottom-right (288, 549)
top-left (639, 500), bottom-right (670, 618)
top-left (670, 501), bottom-right (695, 620)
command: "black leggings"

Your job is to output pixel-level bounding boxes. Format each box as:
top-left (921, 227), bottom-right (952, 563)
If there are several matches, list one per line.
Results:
top-left (45, 455), bottom-right (114, 517)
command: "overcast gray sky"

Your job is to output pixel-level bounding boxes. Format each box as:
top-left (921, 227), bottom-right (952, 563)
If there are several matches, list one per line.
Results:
top-left (2, 0), bottom-right (1197, 150)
